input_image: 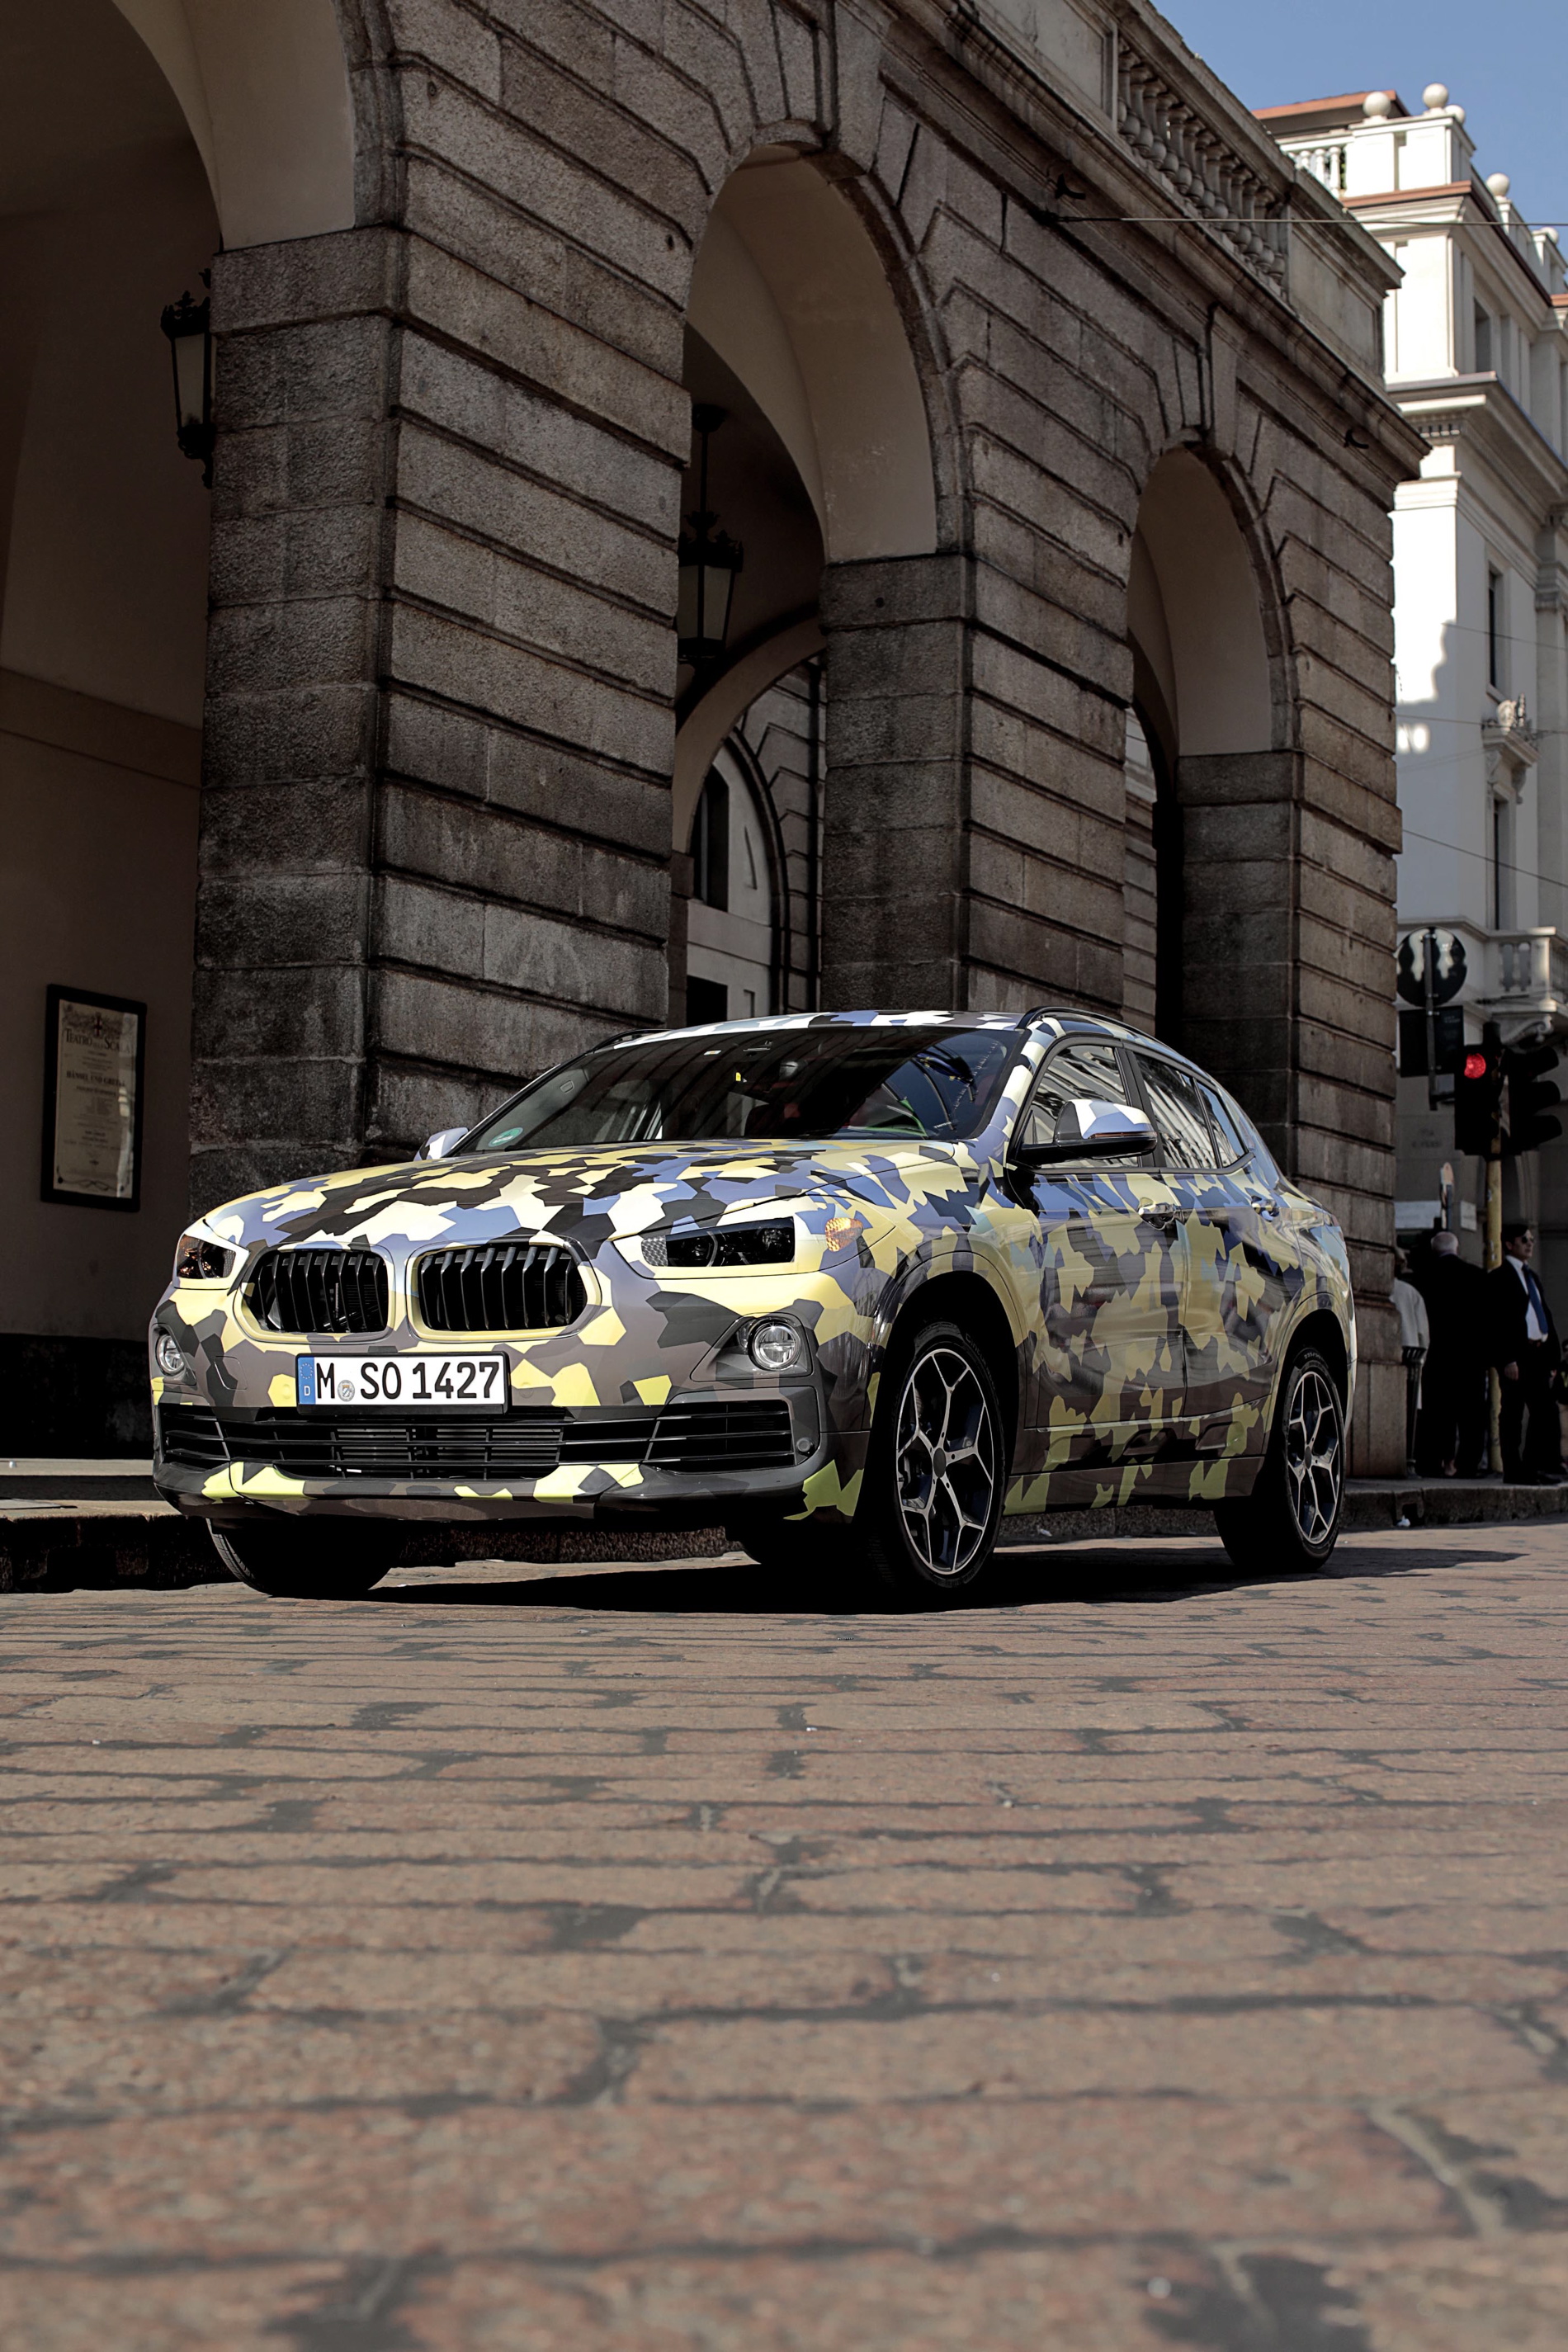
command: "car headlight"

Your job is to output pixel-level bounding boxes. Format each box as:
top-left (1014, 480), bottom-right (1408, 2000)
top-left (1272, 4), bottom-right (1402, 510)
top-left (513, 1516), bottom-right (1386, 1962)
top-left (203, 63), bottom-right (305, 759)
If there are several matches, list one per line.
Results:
top-left (645, 1221), bottom-right (795, 1269)
top-left (175, 1231), bottom-right (236, 1282)
top-left (153, 1330), bottom-right (187, 1378)
top-left (748, 1316), bottom-right (806, 1373)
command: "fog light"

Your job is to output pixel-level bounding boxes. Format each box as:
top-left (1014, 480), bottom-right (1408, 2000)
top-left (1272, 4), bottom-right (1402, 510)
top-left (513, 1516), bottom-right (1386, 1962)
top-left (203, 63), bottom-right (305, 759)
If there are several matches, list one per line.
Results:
top-left (154, 1331), bottom-right (186, 1378)
top-left (749, 1317), bottom-right (805, 1373)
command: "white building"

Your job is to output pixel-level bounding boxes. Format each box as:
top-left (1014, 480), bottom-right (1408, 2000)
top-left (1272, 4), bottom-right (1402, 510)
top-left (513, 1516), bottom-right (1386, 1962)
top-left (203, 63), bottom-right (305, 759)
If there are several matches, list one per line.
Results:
top-left (1263, 86), bottom-right (1568, 1291)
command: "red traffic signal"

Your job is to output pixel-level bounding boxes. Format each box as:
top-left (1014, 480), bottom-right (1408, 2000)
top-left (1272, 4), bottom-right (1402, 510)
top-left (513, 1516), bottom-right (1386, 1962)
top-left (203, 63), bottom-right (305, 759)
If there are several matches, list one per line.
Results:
top-left (1453, 1024), bottom-right (1504, 1156)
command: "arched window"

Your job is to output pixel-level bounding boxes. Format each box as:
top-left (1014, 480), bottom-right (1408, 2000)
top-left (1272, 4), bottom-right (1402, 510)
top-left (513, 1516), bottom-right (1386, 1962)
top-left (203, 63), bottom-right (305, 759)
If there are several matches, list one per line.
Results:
top-left (692, 771), bottom-right (730, 910)
top-left (686, 754), bottom-right (775, 1023)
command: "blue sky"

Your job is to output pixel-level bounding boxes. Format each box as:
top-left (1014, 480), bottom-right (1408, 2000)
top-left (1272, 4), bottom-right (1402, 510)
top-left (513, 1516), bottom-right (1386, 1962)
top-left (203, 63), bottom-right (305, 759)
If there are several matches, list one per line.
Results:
top-left (1163, 0), bottom-right (1566, 231)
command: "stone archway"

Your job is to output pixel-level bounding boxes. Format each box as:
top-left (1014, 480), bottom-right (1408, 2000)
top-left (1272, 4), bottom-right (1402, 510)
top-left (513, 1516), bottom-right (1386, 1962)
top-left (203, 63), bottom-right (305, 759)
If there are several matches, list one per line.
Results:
top-left (672, 145), bottom-right (943, 1019)
top-left (1125, 448), bottom-right (1295, 1136)
top-left (109, 0), bottom-right (356, 247)
top-left (0, 0), bottom-right (227, 1445)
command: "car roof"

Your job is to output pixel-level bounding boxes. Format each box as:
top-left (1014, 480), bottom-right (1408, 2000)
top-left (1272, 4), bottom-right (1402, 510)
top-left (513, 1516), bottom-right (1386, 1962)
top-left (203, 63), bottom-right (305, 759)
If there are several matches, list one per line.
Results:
top-left (620, 1010), bottom-right (1025, 1048)
top-left (623, 1008), bottom-right (1164, 1050)
top-left (613, 1010), bottom-right (1236, 1099)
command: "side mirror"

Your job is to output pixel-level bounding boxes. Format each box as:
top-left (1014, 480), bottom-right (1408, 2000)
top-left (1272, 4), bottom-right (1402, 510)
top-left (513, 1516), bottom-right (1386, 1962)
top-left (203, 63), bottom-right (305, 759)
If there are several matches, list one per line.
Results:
top-left (418, 1127), bottom-right (469, 1162)
top-left (1013, 1097), bottom-right (1158, 1166)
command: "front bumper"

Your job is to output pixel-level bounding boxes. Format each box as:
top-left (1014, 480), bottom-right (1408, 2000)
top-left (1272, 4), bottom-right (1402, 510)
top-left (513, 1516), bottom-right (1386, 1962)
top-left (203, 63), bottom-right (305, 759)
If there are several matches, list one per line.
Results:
top-left (152, 1384), bottom-right (858, 1527)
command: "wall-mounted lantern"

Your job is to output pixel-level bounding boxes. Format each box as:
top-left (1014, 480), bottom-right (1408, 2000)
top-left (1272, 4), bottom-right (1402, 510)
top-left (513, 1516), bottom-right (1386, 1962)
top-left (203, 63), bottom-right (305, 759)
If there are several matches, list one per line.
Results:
top-left (678, 403), bottom-right (743, 667)
top-left (160, 281), bottom-right (213, 488)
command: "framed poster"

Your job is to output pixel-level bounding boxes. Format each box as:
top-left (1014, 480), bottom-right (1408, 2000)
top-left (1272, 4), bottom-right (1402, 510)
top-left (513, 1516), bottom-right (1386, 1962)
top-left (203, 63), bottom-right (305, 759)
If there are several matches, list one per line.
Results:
top-left (41, 986), bottom-right (146, 1211)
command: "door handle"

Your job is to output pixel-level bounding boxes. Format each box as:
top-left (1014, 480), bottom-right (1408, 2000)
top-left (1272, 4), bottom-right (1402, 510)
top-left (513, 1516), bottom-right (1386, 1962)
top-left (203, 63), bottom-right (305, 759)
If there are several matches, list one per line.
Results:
top-left (1141, 1207), bottom-right (1180, 1230)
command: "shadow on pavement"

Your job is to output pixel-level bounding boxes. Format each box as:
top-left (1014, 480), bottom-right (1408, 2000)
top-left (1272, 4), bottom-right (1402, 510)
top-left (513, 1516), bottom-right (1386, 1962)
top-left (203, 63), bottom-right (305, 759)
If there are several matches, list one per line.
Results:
top-left (372, 1530), bottom-right (1490, 1617)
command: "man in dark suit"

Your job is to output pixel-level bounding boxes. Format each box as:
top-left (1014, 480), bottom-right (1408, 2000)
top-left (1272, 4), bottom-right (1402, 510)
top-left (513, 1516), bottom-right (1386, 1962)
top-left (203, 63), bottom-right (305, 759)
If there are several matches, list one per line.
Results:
top-left (1488, 1222), bottom-right (1565, 1485)
top-left (1414, 1231), bottom-right (1491, 1477)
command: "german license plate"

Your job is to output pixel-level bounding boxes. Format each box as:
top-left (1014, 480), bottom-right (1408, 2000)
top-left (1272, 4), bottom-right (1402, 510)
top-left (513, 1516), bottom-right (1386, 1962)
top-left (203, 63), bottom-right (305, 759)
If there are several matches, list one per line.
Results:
top-left (295, 1353), bottom-right (508, 1410)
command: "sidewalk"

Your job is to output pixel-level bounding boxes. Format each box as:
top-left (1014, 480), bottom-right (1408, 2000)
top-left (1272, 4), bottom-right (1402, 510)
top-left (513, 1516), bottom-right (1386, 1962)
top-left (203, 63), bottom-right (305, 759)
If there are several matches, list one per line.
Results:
top-left (2, 1461), bottom-right (1563, 1595)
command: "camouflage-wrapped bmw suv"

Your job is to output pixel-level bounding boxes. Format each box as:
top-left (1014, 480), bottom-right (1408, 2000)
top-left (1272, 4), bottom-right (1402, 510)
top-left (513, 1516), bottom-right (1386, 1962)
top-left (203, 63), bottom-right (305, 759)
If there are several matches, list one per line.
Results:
top-left (151, 1010), bottom-right (1354, 1600)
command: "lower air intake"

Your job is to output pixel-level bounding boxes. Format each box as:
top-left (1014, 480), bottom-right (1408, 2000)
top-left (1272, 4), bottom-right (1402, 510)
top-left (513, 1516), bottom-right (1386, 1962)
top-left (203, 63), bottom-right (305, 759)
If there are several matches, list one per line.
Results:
top-left (158, 1400), bottom-right (796, 1481)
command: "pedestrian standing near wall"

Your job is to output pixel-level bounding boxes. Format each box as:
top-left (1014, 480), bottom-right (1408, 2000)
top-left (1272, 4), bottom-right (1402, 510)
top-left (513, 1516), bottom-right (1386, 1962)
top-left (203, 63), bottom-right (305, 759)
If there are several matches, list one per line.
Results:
top-left (1488, 1225), bottom-right (1566, 1487)
top-left (1391, 1250), bottom-right (1429, 1477)
top-left (1414, 1233), bottom-right (1490, 1479)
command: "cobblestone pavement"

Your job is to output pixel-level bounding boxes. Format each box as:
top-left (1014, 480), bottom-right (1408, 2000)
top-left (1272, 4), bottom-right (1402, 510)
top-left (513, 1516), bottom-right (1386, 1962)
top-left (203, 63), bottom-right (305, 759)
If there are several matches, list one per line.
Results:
top-left (4, 1526), bottom-right (1568, 2350)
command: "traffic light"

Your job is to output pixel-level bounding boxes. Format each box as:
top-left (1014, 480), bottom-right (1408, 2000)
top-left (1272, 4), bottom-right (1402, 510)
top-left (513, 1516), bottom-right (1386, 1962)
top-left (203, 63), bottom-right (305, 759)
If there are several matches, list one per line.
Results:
top-left (1453, 1023), bottom-right (1504, 1156)
top-left (1505, 1041), bottom-right (1563, 1156)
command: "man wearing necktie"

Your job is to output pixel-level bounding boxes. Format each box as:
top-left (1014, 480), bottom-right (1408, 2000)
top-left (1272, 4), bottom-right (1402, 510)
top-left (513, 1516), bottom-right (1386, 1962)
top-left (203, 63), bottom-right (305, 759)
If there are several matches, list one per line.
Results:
top-left (1488, 1223), bottom-right (1566, 1486)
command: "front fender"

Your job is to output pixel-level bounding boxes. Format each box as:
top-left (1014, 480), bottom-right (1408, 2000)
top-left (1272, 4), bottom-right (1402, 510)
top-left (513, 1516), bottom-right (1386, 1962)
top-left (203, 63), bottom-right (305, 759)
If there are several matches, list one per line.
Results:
top-left (856, 1232), bottom-right (1027, 1426)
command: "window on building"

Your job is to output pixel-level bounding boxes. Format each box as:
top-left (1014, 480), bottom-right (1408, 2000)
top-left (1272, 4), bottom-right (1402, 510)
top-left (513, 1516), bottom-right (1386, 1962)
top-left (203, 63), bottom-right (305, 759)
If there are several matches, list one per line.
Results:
top-left (1473, 305), bottom-right (1492, 372)
top-left (1487, 569), bottom-right (1504, 691)
top-left (692, 771), bottom-right (729, 909)
top-left (685, 975), bottom-right (729, 1025)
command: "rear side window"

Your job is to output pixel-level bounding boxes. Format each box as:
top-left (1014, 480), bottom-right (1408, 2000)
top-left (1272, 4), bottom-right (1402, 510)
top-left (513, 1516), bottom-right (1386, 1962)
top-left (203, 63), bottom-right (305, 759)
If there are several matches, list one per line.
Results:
top-left (1018, 1039), bottom-right (1154, 1170)
top-left (1133, 1054), bottom-right (1216, 1170)
top-left (1200, 1082), bottom-right (1248, 1169)
top-left (1224, 1091), bottom-right (1281, 1183)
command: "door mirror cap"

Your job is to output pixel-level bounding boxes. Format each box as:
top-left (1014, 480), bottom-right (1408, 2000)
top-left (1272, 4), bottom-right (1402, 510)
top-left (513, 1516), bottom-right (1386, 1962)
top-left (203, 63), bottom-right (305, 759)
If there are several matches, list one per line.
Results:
top-left (418, 1126), bottom-right (469, 1161)
top-left (1014, 1098), bottom-right (1158, 1165)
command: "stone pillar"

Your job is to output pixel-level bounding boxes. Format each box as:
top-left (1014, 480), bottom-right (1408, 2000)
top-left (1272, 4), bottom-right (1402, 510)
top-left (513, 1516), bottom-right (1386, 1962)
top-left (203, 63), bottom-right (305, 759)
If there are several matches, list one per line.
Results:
top-left (819, 555), bottom-right (970, 1009)
top-left (1178, 751), bottom-right (1298, 1147)
top-left (191, 220), bottom-right (682, 1213)
top-left (1179, 749), bottom-right (1405, 1476)
top-left (192, 230), bottom-right (396, 1212)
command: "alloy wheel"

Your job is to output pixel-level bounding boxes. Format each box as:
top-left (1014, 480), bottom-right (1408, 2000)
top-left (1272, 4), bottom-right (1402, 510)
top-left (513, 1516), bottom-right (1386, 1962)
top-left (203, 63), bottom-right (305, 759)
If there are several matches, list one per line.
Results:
top-left (894, 1344), bottom-right (999, 1577)
top-left (1283, 1364), bottom-right (1343, 1547)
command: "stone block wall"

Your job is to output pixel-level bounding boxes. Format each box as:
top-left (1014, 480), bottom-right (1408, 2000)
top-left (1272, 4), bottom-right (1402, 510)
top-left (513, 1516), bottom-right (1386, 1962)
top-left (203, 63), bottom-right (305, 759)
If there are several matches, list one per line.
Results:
top-left (187, 0), bottom-right (1423, 1466)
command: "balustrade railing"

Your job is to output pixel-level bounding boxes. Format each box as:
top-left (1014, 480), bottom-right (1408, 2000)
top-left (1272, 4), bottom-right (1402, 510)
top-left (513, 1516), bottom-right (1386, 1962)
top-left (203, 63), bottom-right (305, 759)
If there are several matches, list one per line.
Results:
top-left (1114, 39), bottom-right (1288, 291)
top-left (1275, 135), bottom-right (1348, 195)
top-left (1495, 931), bottom-right (1568, 1007)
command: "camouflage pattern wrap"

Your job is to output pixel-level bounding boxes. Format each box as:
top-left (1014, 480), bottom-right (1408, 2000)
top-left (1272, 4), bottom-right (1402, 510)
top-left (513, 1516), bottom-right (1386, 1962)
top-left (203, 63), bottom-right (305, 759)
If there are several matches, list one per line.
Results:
top-left (149, 1013), bottom-right (1354, 1532)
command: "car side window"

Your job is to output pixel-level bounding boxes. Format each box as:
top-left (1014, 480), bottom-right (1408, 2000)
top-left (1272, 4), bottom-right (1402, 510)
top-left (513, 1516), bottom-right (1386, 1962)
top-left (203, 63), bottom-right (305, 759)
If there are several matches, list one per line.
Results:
top-left (1018, 1040), bottom-right (1153, 1171)
top-left (1199, 1081), bottom-right (1247, 1169)
top-left (1134, 1055), bottom-right (1217, 1171)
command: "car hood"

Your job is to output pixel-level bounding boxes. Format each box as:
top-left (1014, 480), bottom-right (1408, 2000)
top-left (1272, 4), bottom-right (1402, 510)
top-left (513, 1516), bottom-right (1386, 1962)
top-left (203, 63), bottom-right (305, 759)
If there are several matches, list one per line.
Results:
top-left (201, 1136), bottom-right (988, 1264)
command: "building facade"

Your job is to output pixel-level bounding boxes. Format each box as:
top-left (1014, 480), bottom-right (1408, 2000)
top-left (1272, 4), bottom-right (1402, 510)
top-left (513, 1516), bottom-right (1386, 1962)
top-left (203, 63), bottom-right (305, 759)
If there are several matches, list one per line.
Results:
top-left (1265, 85), bottom-right (1568, 1292)
top-left (1, 0), bottom-right (1424, 1463)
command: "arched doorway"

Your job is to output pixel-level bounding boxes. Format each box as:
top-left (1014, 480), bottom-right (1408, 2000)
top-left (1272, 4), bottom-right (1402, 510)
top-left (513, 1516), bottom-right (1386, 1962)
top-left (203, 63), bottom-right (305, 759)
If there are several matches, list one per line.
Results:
top-left (671, 145), bottom-right (940, 1020)
top-left (1125, 448), bottom-right (1278, 1064)
top-left (0, 0), bottom-right (356, 1448)
top-left (0, 0), bottom-right (220, 1442)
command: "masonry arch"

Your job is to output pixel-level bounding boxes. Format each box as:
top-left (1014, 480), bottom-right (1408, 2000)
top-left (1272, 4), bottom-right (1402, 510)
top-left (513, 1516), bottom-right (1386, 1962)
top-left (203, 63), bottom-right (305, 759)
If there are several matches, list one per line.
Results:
top-left (1130, 447), bottom-right (1276, 768)
top-left (1124, 446), bottom-right (1286, 1054)
top-left (0, 0), bottom-right (241, 1424)
top-left (672, 145), bottom-right (942, 1018)
top-left (109, 0), bottom-right (356, 247)
top-left (687, 145), bottom-right (939, 567)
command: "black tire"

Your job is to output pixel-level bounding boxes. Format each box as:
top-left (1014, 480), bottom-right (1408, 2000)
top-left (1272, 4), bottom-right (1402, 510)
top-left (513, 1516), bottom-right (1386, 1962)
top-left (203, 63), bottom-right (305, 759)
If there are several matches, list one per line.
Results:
top-left (857, 1317), bottom-right (1007, 1606)
top-left (1213, 1344), bottom-right (1346, 1575)
top-left (210, 1518), bottom-right (399, 1599)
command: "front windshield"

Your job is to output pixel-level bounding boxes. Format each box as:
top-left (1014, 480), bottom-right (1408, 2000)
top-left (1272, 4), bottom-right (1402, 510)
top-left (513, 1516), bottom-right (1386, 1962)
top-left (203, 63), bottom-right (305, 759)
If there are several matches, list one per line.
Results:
top-left (458, 1025), bottom-right (1018, 1154)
